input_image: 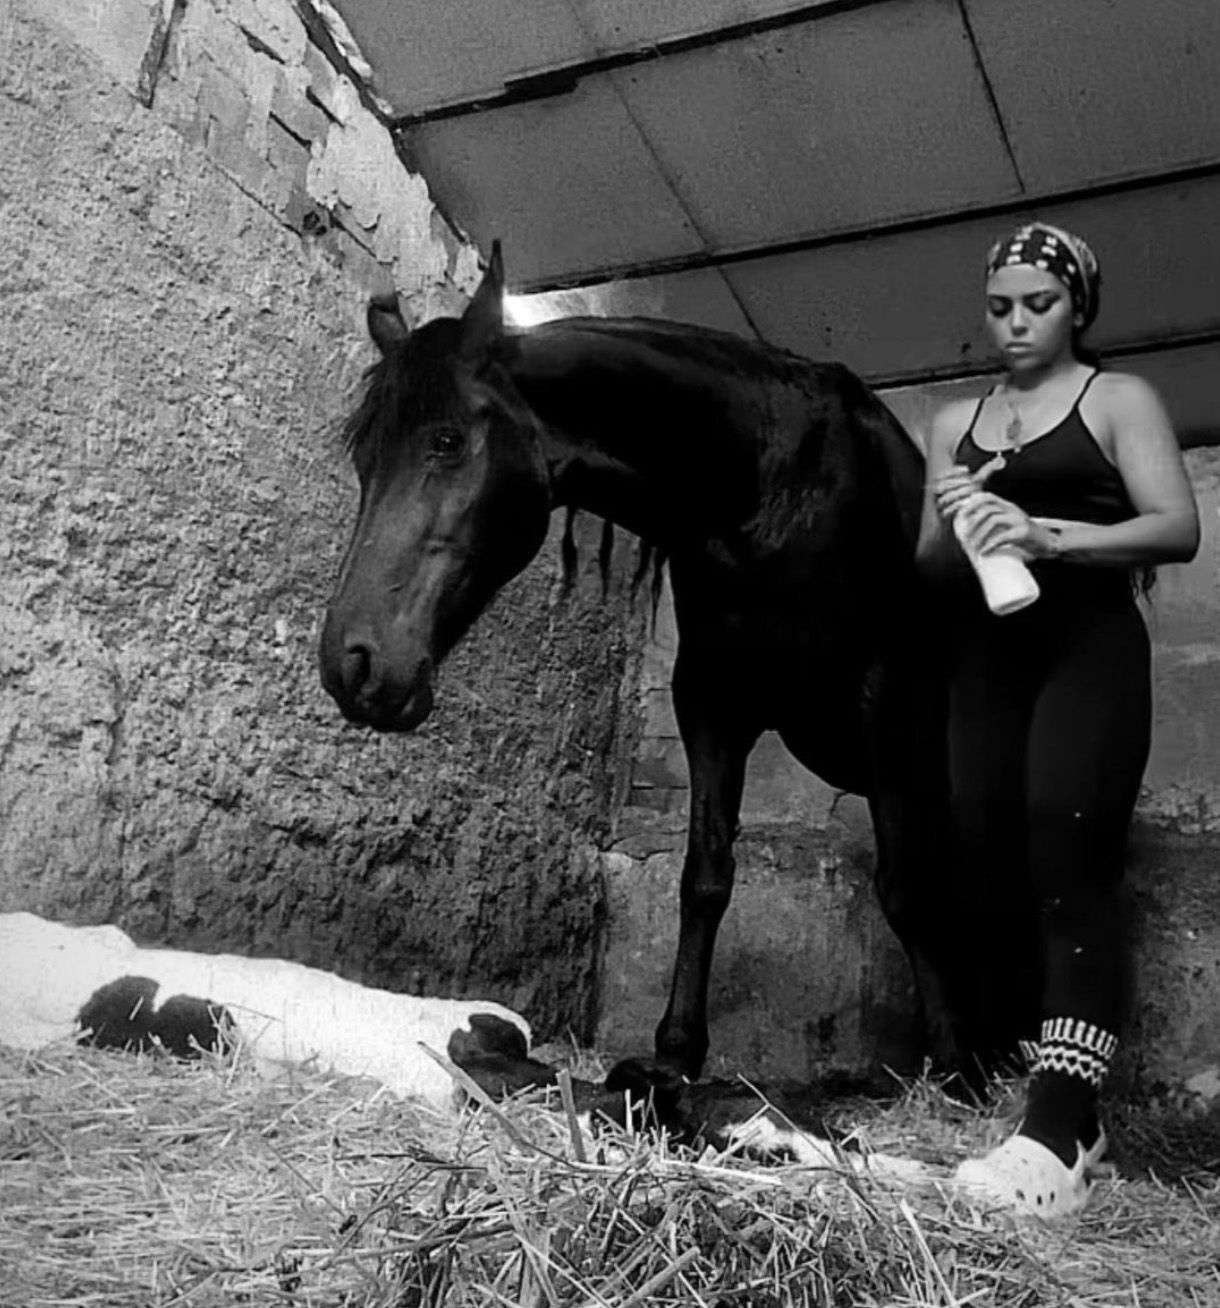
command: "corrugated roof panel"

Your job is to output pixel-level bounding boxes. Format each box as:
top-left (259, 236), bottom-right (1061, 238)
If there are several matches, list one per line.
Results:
top-left (1074, 179), bottom-right (1220, 343)
top-left (328, 0), bottom-right (858, 116)
top-left (723, 174), bottom-right (1220, 381)
top-left (328, 0), bottom-right (591, 113)
top-left (330, 0), bottom-right (869, 115)
top-left (332, 0), bottom-right (1220, 382)
top-left (726, 228), bottom-right (981, 378)
top-left (404, 81), bottom-right (704, 285)
top-left (602, 266), bottom-right (757, 337)
top-left (966, 0), bottom-right (1220, 190)
top-left (614, 0), bottom-right (1021, 249)
top-left (577, 0), bottom-right (838, 49)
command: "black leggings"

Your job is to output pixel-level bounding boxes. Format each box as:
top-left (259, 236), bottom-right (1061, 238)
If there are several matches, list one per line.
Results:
top-left (947, 584), bottom-right (1151, 1055)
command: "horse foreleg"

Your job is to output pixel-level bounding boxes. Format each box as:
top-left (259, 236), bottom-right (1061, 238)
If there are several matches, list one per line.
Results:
top-left (861, 654), bottom-right (973, 1076)
top-left (654, 676), bottom-right (757, 1080)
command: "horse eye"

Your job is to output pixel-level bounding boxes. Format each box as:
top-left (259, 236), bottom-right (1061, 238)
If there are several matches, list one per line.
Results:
top-left (427, 428), bottom-right (466, 460)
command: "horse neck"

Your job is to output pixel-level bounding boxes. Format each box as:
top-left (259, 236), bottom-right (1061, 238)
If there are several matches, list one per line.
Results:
top-left (506, 322), bottom-right (761, 546)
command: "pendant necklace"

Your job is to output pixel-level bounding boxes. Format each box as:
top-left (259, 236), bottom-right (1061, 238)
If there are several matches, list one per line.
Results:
top-left (1002, 394), bottom-right (1026, 457)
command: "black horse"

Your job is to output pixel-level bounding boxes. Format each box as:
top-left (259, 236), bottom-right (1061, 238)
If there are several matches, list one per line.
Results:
top-left (319, 245), bottom-right (973, 1083)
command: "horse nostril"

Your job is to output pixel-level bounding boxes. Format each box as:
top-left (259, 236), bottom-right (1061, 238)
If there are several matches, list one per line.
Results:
top-left (342, 640), bottom-right (374, 697)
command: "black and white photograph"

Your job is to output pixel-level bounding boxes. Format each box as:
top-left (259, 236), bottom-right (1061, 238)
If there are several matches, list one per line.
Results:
top-left (2, 1), bottom-right (1219, 1302)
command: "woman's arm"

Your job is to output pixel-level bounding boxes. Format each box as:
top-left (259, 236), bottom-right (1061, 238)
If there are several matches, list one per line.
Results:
top-left (1047, 374), bottom-right (1199, 566)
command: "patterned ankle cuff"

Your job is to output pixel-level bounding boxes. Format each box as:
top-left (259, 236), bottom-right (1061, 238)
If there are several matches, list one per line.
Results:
top-left (1035, 1018), bottom-right (1117, 1087)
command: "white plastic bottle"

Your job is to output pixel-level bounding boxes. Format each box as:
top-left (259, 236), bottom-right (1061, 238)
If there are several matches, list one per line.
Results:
top-left (953, 496), bottom-right (1040, 616)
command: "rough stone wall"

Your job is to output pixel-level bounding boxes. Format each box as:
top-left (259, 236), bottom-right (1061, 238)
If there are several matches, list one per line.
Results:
top-left (0, 0), bottom-right (645, 1039)
top-left (1122, 448), bottom-right (1220, 1095)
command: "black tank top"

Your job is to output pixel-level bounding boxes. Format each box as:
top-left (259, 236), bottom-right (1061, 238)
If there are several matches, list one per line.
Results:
top-left (953, 371), bottom-right (1136, 604)
top-left (954, 371), bottom-right (1134, 526)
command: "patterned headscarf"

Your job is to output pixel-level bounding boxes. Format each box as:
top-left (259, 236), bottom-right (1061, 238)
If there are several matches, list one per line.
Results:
top-left (985, 223), bottom-right (1101, 329)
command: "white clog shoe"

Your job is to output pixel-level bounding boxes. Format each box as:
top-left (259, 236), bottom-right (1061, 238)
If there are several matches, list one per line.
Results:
top-left (953, 1129), bottom-right (1108, 1218)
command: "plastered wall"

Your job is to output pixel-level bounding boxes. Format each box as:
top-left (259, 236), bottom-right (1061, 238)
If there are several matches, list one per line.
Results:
top-left (0, 0), bottom-right (645, 1039)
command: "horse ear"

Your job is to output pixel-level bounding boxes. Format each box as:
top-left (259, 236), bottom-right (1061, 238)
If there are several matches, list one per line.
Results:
top-left (460, 240), bottom-right (504, 361)
top-left (368, 294), bottom-right (409, 355)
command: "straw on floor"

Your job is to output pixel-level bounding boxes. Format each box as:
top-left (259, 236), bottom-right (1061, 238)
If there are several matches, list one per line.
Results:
top-left (1, 1040), bottom-right (1218, 1307)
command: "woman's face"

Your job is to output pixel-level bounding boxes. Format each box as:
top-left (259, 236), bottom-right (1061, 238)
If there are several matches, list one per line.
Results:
top-left (984, 264), bottom-right (1079, 371)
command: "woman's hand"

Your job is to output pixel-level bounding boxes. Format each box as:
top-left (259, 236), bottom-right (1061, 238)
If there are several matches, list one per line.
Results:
top-left (933, 467), bottom-right (989, 522)
top-left (952, 493), bottom-right (1061, 561)
top-left (933, 458), bottom-right (1059, 561)
top-left (932, 455), bottom-right (1006, 522)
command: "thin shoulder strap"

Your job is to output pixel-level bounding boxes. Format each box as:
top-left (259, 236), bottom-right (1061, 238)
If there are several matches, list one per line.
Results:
top-left (1072, 368), bottom-right (1102, 410)
top-left (960, 387), bottom-right (994, 440)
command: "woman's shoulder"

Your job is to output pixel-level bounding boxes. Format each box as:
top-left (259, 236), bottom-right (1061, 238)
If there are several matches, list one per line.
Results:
top-left (1086, 369), bottom-right (1164, 411)
top-left (927, 392), bottom-right (985, 447)
top-left (1081, 369), bottom-right (1172, 435)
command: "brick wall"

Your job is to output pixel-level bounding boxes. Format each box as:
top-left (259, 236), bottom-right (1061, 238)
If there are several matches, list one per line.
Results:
top-left (30, 0), bottom-right (481, 316)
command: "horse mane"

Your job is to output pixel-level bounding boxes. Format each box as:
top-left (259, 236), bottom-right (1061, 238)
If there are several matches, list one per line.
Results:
top-left (339, 311), bottom-right (923, 602)
top-left (528, 317), bottom-right (792, 617)
top-left (520, 315), bottom-right (823, 390)
top-left (540, 319), bottom-right (924, 552)
top-left (559, 508), bottom-right (668, 629)
top-left (339, 319), bottom-right (468, 463)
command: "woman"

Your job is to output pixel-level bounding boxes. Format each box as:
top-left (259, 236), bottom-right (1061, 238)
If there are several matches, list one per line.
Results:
top-left (916, 223), bottom-right (1199, 1215)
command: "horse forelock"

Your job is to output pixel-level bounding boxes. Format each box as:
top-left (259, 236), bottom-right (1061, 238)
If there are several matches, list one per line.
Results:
top-left (339, 357), bottom-right (388, 460)
top-left (340, 320), bottom-right (469, 464)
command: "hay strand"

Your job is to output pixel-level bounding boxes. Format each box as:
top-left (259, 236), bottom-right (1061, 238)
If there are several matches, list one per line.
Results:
top-left (2, 1042), bottom-right (1218, 1306)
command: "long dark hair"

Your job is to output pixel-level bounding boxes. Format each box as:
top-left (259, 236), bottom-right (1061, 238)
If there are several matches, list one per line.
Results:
top-left (1072, 341), bottom-right (1104, 370)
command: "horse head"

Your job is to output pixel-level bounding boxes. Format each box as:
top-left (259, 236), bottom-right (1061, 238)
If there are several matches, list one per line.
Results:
top-left (319, 244), bottom-right (552, 731)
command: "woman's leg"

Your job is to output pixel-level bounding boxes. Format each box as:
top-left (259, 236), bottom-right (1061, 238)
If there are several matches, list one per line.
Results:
top-left (947, 616), bottom-right (1042, 1070)
top-left (1018, 599), bottom-right (1152, 1163)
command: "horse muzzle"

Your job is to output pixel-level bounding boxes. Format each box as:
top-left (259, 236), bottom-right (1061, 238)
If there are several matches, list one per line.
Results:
top-left (318, 620), bottom-right (436, 733)
top-left (340, 678), bottom-right (435, 733)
